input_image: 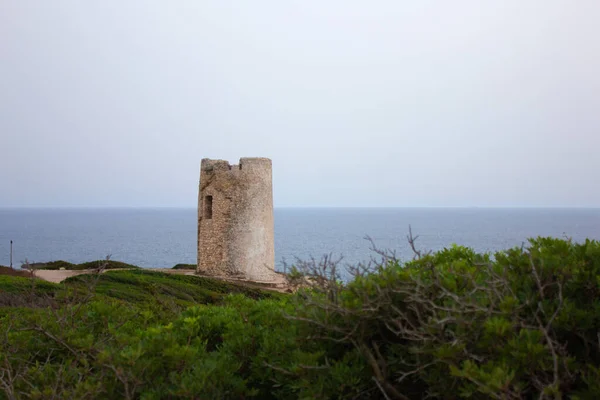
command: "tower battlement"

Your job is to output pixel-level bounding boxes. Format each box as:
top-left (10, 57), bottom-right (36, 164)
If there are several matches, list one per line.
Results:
top-left (197, 157), bottom-right (276, 281)
top-left (201, 157), bottom-right (272, 172)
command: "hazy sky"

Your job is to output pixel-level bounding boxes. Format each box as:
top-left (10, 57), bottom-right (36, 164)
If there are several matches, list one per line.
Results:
top-left (1, 1), bottom-right (599, 207)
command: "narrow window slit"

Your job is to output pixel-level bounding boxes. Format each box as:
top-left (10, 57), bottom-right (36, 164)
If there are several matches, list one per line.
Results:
top-left (204, 195), bottom-right (213, 219)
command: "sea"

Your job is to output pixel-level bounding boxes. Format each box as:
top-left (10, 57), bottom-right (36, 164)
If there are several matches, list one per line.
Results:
top-left (0, 208), bottom-right (599, 275)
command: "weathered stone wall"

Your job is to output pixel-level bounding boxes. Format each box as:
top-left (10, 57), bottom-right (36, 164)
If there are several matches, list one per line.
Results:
top-left (197, 157), bottom-right (276, 281)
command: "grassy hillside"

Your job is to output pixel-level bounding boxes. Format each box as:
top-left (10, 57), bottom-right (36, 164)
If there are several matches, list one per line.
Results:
top-left (0, 265), bottom-right (32, 278)
top-left (0, 273), bottom-right (60, 308)
top-left (65, 269), bottom-right (278, 305)
top-left (0, 269), bottom-right (278, 310)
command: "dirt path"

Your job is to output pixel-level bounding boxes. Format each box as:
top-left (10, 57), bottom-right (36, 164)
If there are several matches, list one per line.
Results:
top-left (34, 269), bottom-right (98, 283)
top-left (33, 268), bottom-right (292, 292)
top-left (34, 268), bottom-right (196, 283)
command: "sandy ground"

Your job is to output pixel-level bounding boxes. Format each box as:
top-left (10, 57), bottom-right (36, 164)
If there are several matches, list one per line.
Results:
top-left (34, 268), bottom-right (196, 283)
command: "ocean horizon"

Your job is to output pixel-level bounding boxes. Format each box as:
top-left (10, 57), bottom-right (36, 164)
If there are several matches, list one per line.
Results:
top-left (1, 207), bottom-right (599, 275)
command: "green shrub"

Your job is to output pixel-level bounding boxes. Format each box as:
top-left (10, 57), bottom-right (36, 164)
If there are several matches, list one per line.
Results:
top-left (172, 264), bottom-right (196, 270)
top-left (288, 237), bottom-right (600, 398)
top-left (44, 260), bottom-right (77, 270)
top-left (2, 237), bottom-right (600, 398)
top-left (75, 260), bottom-right (140, 270)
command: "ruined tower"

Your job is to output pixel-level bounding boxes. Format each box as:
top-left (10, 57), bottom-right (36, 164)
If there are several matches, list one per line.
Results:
top-left (197, 157), bottom-right (276, 281)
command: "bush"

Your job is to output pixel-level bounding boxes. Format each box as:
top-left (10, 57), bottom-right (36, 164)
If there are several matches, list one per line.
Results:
top-left (43, 260), bottom-right (77, 270)
top-left (75, 260), bottom-right (140, 270)
top-left (2, 237), bottom-right (600, 398)
top-left (172, 263), bottom-right (196, 270)
top-left (288, 237), bottom-right (600, 398)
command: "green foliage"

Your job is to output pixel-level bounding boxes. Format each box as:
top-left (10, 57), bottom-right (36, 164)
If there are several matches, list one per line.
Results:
top-left (2, 237), bottom-right (600, 398)
top-left (26, 259), bottom-right (142, 270)
top-left (41, 260), bottom-right (76, 269)
top-left (288, 237), bottom-right (600, 398)
top-left (0, 275), bottom-right (58, 294)
top-left (171, 264), bottom-right (196, 270)
top-left (0, 275), bottom-right (60, 309)
top-left (76, 260), bottom-right (141, 270)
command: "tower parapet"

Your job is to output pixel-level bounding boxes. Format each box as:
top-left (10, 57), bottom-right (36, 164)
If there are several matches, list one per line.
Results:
top-left (197, 157), bottom-right (276, 281)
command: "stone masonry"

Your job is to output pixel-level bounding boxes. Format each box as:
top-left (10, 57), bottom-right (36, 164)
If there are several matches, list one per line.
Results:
top-left (197, 158), bottom-right (277, 282)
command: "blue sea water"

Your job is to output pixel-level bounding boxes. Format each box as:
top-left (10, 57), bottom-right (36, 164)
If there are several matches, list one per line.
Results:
top-left (0, 208), bottom-right (599, 272)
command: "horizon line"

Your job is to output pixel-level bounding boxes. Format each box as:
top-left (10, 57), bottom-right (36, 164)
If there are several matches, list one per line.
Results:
top-left (1, 205), bottom-right (599, 210)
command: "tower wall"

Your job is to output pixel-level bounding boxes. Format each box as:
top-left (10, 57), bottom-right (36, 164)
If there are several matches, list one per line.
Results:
top-left (197, 157), bottom-right (275, 281)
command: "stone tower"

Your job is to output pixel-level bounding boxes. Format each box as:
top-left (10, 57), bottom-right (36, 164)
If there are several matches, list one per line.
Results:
top-left (197, 157), bottom-right (276, 281)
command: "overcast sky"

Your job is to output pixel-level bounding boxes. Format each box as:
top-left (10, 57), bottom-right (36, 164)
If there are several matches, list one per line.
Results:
top-left (1, 1), bottom-right (599, 207)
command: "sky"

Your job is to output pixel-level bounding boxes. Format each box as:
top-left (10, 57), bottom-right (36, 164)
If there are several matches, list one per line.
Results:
top-left (1, 1), bottom-right (599, 208)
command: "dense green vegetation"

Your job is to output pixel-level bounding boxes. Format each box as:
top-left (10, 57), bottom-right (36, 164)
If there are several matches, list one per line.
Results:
top-left (2, 237), bottom-right (600, 399)
top-left (171, 263), bottom-right (196, 270)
